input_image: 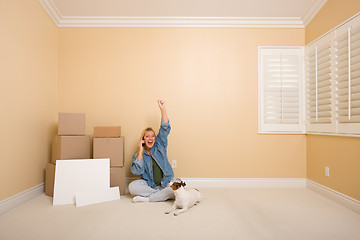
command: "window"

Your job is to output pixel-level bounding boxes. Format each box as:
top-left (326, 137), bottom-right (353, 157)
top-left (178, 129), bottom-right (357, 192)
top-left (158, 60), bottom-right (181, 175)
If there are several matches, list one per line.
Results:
top-left (335, 17), bottom-right (360, 134)
top-left (258, 13), bottom-right (360, 136)
top-left (305, 33), bottom-right (334, 133)
top-left (258, 47), bottom-right (305, 133)
top-left (305, 13), bottom-right (360, 136)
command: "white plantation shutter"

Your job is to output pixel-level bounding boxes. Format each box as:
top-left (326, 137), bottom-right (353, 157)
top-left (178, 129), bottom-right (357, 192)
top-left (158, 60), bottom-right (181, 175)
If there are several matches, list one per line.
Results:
top-left (258, 14), bottom-right (360, 136)
top-left (335, 16), bottom-right (360, 134)
top-left (258, 47), bottom-right (304, 133)
top-left (305, 34), bottom-right (334, 133)
top-left (304, 12), bottom-right (360, 136)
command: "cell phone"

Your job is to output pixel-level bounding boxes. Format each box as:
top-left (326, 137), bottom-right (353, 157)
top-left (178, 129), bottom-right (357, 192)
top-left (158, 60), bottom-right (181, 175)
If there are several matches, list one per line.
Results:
top-left (142, 137), bottom-right (145, 147)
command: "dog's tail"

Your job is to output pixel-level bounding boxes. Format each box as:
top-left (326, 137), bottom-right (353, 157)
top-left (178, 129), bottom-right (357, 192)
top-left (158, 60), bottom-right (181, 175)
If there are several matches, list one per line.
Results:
top-left (194, 188), bottom-right (206, 200)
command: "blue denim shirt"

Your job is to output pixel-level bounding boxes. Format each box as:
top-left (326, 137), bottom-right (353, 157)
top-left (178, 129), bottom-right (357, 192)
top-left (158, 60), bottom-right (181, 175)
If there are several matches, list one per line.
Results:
top-left (130, 120), bottom-right (174, 189)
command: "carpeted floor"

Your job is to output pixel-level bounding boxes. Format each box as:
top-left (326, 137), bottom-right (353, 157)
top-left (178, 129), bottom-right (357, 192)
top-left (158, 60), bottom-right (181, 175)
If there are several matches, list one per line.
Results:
top-left (0, 188), bottom-right (360, 240)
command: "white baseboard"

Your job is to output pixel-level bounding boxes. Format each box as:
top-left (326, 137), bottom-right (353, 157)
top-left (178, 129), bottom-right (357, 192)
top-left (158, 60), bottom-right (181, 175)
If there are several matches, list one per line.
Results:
top-left (180, 178), bottom-right (307, 188)
top-left (307, 180), bottom-right (360, 214)
top-left (6, 179), bottom-right (359, 216)
top-left (126, 177), bottom-right (307, 188)
top-left (0, 183), bottom-right (44, 216)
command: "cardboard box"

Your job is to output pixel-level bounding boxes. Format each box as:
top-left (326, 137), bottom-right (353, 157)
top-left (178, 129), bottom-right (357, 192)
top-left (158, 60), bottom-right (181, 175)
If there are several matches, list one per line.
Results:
top-left (93, 137), bottom-right (124, 167)
top-left (110, 167), bottom-right (126, 196)
top-left (94, 126), bottom-right (121, 138)
top-left (45, 163), bottom-right (56, 196)
top-left (58, 113), bottom-right (85, 136)
top-left (52, 135), bottom-right (91, 164)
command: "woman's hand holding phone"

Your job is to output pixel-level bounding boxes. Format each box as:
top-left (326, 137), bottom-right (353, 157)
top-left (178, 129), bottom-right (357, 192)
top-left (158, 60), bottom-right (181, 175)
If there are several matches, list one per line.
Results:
top-left (139, 139), bottom-right (145, 149)
top-left (137, 139), bottom-right (145, 161)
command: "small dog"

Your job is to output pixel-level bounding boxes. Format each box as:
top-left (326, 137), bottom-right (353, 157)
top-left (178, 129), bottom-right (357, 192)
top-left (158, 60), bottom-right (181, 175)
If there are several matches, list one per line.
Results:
top-left (165, 181), bottom-right (201, 216)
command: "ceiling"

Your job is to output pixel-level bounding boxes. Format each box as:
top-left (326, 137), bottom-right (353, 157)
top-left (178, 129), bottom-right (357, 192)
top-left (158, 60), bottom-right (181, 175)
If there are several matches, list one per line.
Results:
top-left (39, 0), bottom-right (328, 28)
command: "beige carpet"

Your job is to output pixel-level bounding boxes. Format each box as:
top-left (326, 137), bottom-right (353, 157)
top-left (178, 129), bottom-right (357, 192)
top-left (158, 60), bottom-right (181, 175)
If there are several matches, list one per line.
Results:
top-left (0, 188), bottom-right (360, 240)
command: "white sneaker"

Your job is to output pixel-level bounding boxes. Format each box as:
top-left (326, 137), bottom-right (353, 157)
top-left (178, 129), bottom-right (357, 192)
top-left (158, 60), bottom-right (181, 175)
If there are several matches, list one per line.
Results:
top-left (132, 196), bottom-right (150, 203)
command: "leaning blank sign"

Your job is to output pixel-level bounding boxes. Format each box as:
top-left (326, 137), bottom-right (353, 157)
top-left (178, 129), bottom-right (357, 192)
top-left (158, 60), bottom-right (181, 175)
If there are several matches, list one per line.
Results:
top-left (76, 187), bottom-right (120, 207)
top-left (53, 159), bottom-right (110, 206)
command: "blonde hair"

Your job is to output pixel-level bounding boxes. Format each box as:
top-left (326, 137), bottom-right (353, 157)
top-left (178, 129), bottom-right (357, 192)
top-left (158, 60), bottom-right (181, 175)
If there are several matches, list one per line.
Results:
top-left (135, 127), bottom-right (156, 158)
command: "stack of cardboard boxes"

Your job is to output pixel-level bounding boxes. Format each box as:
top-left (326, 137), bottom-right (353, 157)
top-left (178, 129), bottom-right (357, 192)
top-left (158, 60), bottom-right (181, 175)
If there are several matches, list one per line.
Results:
top-left (45, 113), bottom-right (91, 196)
top-left (45, 113), bottom-right (126, 197)
top-left (93, 126), bottom-right (125, 195)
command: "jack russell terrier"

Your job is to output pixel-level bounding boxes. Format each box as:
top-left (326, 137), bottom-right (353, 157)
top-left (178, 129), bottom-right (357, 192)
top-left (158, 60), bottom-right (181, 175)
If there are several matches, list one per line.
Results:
top-left (165, 181), bottom-right (201, 216)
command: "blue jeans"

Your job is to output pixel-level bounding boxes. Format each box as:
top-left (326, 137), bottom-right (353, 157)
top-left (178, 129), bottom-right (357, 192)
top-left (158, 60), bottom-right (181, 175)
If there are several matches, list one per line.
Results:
top-left (128, 179), bottom-right (175, 202)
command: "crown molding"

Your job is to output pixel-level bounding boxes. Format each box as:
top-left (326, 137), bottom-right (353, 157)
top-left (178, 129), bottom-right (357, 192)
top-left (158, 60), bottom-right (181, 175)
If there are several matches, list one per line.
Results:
top-left (302, 0), bottom-right (328, 27)
top-left (57, 16), bottom-right (304, 28)
top-left (38, 0), bottom-right (62, 25)
top-left (38, 0), bottom-right (308, 28)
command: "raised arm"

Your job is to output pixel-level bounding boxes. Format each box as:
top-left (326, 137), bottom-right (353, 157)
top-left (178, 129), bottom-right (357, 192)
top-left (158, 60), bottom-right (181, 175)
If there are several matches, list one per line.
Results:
top-left (158, 100), bottom-right (168, 124)
top-left (156, 100), bottom-right (171, 147)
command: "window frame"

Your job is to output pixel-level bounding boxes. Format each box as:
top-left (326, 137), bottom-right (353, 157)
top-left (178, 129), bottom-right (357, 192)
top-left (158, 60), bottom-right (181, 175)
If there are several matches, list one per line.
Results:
top-left (258, 46), bottom-right (305, 134)
top-left (258, 13), bottom-right (360, 137)
top-left (305, 12), bottom-right (360, 137)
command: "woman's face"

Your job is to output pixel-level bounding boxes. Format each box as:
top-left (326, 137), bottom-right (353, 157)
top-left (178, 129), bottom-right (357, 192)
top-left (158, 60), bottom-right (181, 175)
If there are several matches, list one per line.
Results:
top-left (143, 130), bottom-right (155, 149)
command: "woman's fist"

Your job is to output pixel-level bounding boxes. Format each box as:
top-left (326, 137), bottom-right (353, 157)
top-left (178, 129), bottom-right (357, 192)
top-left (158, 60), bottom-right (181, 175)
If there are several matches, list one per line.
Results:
top-left (158, 100), bottom-right (166, 110)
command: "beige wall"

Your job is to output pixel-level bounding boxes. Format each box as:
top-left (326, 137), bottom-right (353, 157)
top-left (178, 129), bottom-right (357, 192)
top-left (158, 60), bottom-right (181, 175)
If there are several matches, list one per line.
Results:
top-left (305, 0), bottom-right (360, 201)
top-left (0, 0), bottom-right (58, 201)
top-left (305, 0), bottom-right (360, 44)
top-left (58, 28), bottom-right (306, 179)
top-left (307, 135), bottom-right (360, 200)
top-left (5, 0), bottom-right (359, 204)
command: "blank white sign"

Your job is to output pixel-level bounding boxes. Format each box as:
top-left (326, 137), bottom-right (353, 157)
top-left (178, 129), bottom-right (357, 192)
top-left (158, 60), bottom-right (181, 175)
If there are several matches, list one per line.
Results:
top-left (53, 159), bottom-right (110, 206)
top-left (76, 187), bottom-right (120, 207)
